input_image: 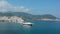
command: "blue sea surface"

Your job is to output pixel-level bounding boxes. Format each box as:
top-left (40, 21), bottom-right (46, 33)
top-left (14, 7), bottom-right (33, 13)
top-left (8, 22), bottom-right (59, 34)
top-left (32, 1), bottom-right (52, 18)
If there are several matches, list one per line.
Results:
top-left (0, 20), bottom-right (60, 34)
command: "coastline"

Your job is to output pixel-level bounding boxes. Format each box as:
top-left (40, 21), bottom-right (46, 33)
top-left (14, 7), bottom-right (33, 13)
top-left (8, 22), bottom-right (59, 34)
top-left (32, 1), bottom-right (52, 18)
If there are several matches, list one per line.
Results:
top-left (37, 19), bottom-right (60, 21)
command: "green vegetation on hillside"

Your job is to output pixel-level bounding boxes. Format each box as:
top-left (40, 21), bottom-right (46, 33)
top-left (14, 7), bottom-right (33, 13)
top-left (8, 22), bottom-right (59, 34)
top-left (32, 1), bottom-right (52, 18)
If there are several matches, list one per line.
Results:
top-left (0, 12), bottom-right (57, 20)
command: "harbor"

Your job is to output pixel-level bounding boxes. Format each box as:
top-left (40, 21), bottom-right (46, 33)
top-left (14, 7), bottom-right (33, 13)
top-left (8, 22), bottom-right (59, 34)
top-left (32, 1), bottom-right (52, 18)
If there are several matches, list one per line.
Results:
top-left (0, 16), bottom-right (33, 26)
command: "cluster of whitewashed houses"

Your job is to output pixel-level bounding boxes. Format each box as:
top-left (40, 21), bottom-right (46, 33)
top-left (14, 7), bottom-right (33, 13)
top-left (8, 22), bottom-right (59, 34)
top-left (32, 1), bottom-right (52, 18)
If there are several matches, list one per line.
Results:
top-left (0, 16), bottom-right (24, 23)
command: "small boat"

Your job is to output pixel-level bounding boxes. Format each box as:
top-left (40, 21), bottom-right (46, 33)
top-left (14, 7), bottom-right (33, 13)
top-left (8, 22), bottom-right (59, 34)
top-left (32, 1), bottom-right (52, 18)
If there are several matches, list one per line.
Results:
top-left (23, 22), bottom-right (33, 26)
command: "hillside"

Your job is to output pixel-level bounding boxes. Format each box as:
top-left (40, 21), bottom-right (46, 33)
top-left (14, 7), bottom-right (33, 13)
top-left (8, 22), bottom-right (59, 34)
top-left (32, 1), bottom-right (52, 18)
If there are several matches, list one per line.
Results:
top-left (0, 12), bottom-right (57, 20)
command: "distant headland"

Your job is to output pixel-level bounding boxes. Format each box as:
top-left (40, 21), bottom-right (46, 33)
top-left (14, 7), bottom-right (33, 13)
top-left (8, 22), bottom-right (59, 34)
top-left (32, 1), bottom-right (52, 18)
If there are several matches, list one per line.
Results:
top-left (0, 12), bottom-right (60, 21)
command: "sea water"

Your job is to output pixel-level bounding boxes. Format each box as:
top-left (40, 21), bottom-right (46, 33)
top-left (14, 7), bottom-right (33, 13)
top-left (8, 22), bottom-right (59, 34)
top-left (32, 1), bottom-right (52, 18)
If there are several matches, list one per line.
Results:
top-left (0, 20), bottom-right (60, 34)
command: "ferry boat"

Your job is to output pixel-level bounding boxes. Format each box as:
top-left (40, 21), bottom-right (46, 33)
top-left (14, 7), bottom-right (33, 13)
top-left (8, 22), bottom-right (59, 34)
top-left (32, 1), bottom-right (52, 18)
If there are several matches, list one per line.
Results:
top-left (23, 22), bottom-right (33, 26)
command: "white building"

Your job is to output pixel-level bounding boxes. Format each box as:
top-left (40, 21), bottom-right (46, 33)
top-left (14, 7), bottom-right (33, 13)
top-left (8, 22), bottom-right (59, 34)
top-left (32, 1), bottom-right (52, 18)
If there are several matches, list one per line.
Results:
top-left (0, 16), bottom-right (24, 23)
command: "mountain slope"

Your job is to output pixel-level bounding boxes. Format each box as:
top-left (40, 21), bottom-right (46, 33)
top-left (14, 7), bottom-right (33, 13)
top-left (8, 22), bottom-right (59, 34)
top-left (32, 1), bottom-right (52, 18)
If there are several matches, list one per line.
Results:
top-left (0, 12), bottom-right (57, 20)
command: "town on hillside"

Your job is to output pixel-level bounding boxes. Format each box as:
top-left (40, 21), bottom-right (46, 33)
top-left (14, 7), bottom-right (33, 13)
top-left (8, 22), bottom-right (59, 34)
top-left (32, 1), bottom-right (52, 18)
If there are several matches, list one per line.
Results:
top-left (0, 16), bottom-right (24, 23)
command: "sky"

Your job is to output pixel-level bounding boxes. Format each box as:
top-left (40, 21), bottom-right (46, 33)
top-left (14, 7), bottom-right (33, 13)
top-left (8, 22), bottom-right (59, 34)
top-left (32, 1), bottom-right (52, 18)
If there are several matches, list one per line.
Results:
top-left (0, 0), bottom-right (60, 18)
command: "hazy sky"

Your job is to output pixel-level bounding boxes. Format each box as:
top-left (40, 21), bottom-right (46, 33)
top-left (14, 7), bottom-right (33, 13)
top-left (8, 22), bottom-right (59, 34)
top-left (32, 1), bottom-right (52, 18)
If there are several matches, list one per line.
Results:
top-left (0, 0), bottom-right (60, 18)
